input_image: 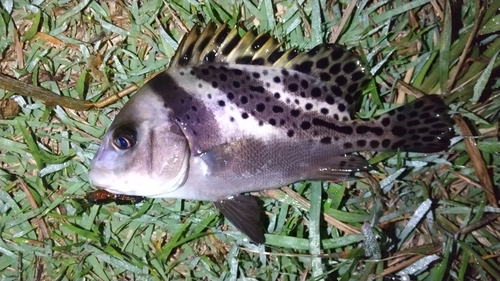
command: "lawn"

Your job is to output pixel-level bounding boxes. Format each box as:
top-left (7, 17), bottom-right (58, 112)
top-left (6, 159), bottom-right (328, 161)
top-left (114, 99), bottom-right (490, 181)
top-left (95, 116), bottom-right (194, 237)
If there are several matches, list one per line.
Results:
top-left (1, 0), bottom-right (500, 280)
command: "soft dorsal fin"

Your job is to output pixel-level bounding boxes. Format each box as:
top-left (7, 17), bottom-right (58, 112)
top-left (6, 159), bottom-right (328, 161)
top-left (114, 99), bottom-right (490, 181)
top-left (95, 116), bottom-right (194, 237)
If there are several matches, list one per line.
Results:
top-left (170, 23), bottom-right (372, 116)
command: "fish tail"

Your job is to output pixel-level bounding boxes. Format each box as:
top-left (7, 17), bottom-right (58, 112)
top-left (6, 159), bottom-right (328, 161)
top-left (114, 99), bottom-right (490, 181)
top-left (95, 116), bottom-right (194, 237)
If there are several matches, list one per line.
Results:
top-left (373, 95), bottom-right (455, 153)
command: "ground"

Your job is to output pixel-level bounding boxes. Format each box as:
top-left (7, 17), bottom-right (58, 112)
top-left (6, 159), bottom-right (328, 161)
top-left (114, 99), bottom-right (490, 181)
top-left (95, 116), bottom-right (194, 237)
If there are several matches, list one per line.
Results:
top-left (1, 0), bottom-right (500, 280)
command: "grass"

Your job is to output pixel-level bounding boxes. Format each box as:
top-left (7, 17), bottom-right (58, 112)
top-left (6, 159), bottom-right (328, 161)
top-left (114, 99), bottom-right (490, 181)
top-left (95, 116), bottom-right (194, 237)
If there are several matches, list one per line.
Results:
top-left (1, 0), bottom-right (500, 280)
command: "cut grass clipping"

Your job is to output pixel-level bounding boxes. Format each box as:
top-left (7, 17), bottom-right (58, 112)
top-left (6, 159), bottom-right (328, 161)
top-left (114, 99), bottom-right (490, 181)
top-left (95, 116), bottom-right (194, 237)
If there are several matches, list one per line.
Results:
top-left (1, 1), bottom-right (500, 280)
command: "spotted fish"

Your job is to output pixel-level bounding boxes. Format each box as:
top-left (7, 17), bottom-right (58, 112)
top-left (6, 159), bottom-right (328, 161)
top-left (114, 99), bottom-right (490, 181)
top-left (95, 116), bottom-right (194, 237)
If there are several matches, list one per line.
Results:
top-left (89, 23), bottom-right (454, 243)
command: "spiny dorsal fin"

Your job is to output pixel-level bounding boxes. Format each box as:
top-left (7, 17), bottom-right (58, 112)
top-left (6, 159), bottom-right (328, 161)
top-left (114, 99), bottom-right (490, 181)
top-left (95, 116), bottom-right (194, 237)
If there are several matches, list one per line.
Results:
top-left (170, 23), bottom-right (372, 115)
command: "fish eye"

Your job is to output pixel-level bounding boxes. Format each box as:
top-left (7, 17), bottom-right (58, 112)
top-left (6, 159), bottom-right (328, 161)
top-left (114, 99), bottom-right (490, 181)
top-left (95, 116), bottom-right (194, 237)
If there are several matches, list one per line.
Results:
top-left (112, 126), bottom-right (137, 150)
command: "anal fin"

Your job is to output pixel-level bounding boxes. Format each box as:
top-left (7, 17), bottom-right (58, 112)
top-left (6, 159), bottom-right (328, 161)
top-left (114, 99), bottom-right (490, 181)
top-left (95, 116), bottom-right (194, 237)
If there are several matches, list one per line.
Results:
top-left (214, 195), bottom-right (265, 244)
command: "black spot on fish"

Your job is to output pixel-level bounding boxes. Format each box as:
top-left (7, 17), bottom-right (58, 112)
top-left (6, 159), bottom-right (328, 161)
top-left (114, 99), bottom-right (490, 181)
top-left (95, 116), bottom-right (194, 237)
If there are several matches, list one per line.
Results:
top-left (381, 118), bottom-right (390, 127)
top-left (241, 96), bottom-right (248, 104)
top-left (201, 68), bottom-right (209, 75)
top-left (422, 136), bottom-right (435, 142)
top-left (357, 140), bottom-right (366, 147)
top-left (212, 81), bottom-right (219, 88)
top-left (417, 127), bottom-right (429, 134)
top-left (420, 112), bottom-right (431, 119)
top-left (320, 137), bottom-right (331, 144)
top-left (335, 75), bottom-right (347, 86)
top-left (407, 120), bottom-right (420, 126)
top-left (320, 73), bottom-right (331, 81)
top-left (300, 121), bottom-right (311, 130)
top-left (272, 106), bottom-right (284, 113)
top-left (338, 103), bottom-right (346, 112)
top-left (301, 79), bottom-right (309, 89)
top-left (325, 95), bottom-right (335, 105)
top-left (241, 112), bottom-right (249, 119)
top-left (274, 93), bottom-right (280, 99)
top-left (191, 106), bottom-right (197, 111)
top-left (282, 69), bottom-right (289, 76)
top-left (207, 94), bottom-right (212, 99)
top-left (250, 85), bottom-right (265, 93)
top-left (344, 142), bottom-right (353, 149)
top-left (329, 63), bottom-right (341, 74)
top-left (311, 87), bottom-right (322, 97)
top-left (352, 71), bottom-right (364, 81)
top-left (198, 83), bottom-right (203, 88)
top-left (219, 73), bottom-right (227, 81)
top-left (269, 118), bottom-right (277, 126)
top-left (233, 81), bottom-right (241, 88)
top-left (258, 120), bottom-right (264, 126)
top-left (287, 130), bottom-right (295, 137)
top-left (273, 76), bottom-right (281, 83)
top-left (316, 57), bottom-right (329, 69)
top-left (233, 69), bottom-right (243, 76)
top-left (345, 94), bottom-right (353, 105)
top-left (331, 48), bottom-right (344, 60)
top-left (295, 60), bottom-right (314, 74)
top-left (392, 126), bottom-right (407, 137)
top-left (396, 114), bottom-right (406, 121)
top-left (356, 126), bottom-right (370, 134)
top-left (370, 140), bottom-right (380, 149)
top-left (229, 117), bottom-right (235, 122)
top-left (218, 100), bottom-right (225, 107)
top-left (288, 83), bottom-right (299, 92)
top-left (320, 108), bottom-right (329, 115)
top-left (290, 109), bottom-right (300, 117)
top-left (256, 103), bottom-right (265, 112)
top-left (330, 85), bottom-right (343, 97)
top-left (382, 139), bottom-right (391, 148)
top-left (305, 103), bottom-right (313, 110)
top-left (391, 139), bottom-right (406, 149)
top-left (347, 83), bottom-right (358, 94)
top-left (343, 61), bottom-right (357, 73)
top-left (227, 92), bottom-right (234, 100)
top-left (424, 117), bottom-right (441, 124)
top-left (252, 72), bottom-right (261, 79)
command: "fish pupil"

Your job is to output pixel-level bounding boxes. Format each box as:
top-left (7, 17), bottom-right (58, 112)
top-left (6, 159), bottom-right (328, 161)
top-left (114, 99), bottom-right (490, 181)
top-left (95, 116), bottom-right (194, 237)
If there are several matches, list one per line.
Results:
top-left (112, 127), bottom-right (137, 150)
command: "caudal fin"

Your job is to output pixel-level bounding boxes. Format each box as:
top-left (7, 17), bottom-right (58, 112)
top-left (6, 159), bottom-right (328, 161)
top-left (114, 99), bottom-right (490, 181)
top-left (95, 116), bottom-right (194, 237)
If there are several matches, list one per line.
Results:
top-left (378, 95), bottom-right (455, 153)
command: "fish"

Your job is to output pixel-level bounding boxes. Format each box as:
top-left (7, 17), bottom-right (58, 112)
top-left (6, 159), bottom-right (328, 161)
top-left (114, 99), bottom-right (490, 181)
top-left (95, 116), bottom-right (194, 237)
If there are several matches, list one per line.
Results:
top-left (88, 22), bottom-right (455, 243)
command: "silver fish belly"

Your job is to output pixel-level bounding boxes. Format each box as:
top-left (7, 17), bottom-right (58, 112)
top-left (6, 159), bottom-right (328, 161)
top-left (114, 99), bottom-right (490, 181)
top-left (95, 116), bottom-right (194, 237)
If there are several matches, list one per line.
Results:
top-left (89, 23), bottom-right (454, 243)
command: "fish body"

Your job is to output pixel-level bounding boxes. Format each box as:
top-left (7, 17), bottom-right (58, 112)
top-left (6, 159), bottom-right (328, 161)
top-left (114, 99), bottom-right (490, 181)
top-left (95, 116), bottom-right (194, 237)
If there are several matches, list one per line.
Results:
top-left (89, 23), bottom-right (454, 243)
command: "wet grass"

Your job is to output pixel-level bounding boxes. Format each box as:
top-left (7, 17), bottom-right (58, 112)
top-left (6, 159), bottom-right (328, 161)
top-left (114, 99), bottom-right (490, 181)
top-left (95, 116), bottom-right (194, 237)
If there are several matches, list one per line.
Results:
top-left (1, 0), bottom-right (500, 280)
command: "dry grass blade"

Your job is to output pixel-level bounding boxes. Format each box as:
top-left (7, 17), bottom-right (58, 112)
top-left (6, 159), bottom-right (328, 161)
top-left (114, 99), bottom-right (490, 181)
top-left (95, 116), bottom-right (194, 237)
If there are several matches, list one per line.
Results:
top-left (329, 0), bottom-right (358, 43)
top-left (454, 115), bottom-right (497, 207)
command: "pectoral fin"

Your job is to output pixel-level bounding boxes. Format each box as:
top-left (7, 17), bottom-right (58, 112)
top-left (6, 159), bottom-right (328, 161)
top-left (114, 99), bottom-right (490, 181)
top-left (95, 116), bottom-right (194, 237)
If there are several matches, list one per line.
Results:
top-left (311, 154), bottom-right (373, 181)
top-left (214, 195), bottom-right (265, 244)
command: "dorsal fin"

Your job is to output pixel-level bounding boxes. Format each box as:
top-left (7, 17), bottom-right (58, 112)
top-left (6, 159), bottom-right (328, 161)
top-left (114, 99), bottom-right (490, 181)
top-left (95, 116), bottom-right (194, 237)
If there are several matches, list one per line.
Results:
top-left (170, 23), bottom-right (372, 116)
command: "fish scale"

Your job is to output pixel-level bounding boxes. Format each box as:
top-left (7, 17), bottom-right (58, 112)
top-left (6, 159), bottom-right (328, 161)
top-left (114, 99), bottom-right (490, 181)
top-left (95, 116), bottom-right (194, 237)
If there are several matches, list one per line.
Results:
top-left (89, 23), bottom-right (455, 244)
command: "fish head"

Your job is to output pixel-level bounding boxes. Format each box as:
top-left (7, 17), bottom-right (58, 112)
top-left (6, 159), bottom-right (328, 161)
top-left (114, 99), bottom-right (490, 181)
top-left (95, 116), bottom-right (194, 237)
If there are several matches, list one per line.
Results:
top-left (89, 86), bottom-right (191, 197)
